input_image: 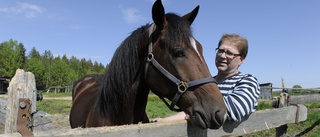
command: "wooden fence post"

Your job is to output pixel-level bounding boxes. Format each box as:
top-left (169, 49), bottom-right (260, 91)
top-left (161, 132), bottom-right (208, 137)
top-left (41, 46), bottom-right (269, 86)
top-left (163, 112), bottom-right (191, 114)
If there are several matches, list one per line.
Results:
top-left (4, 69), bottom-right (37, 135)
top-left (275, 92), bottom-right (288, 137)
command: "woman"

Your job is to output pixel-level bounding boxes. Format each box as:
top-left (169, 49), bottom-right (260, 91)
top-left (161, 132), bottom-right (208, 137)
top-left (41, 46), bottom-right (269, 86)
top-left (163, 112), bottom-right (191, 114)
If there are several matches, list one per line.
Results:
top-left (153, 33), bottom-right (260, 122)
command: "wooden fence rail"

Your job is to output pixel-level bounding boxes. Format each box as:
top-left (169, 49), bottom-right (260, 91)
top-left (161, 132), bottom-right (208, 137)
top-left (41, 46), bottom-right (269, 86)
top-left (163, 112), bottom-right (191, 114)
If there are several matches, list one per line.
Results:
top-left (0, 104), bottom-right (307, 137)
top-left (289, 94), bottom-right (320, 104)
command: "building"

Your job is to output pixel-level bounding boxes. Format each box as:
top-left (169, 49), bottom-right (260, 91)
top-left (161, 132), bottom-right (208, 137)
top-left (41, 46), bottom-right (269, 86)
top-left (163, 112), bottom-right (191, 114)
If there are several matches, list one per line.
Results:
top-left (0, 76), bottom-right (10, 94)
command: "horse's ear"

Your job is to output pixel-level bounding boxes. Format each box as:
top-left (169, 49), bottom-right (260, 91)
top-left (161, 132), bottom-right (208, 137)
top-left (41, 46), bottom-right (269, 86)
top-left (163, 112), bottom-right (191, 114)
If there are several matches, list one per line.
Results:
top-left (152, 0), bottom-right (166, 29)
top-left (182, 5), bottom-right (200, 26)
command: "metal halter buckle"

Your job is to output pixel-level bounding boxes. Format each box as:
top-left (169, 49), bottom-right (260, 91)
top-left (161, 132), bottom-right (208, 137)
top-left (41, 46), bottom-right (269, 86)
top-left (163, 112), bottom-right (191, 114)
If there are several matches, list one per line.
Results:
top-left (178, 81), bottom-right (187, 93)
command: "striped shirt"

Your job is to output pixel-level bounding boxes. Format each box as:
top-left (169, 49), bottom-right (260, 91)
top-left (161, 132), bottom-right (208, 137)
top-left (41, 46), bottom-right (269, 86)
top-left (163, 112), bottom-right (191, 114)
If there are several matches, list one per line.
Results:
top-left (215, 72), bottom-right (260, 122)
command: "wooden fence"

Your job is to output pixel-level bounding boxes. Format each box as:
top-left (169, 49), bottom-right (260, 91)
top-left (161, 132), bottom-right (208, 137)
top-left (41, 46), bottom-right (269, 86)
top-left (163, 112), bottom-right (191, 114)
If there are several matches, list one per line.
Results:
top-left (0, 104), bottom-right (308, 137)
top-left (0, 98), bottom-right (52, 131)
top-left (45, 85), bottom-right (72, 93)
top-left (0, 69), bottom-right (52, 136)
top-left (0, 69), bottom-right (319, 136)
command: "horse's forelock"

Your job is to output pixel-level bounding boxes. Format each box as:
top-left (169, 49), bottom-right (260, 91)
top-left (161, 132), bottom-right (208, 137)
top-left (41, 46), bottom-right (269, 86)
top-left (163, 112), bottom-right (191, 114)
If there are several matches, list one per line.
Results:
top-left (164, 13), bottom-right (193, 46)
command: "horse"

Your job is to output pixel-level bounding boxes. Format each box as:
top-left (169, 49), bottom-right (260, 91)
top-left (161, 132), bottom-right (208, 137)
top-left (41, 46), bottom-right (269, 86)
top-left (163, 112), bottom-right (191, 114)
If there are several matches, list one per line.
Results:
top-left (69, 0), bottom-right (227, 129)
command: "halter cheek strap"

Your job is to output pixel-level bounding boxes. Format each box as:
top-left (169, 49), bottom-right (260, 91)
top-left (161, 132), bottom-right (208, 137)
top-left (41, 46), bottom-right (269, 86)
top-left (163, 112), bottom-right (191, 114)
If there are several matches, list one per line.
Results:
top-left (144, 24), bottom-right (155, 81)
top-left (145, 24), bottom-right (216, 111)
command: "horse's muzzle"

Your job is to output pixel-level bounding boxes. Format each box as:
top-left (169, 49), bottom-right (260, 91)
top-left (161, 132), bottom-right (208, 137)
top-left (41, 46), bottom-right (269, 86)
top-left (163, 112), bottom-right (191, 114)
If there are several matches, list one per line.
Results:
top-left (188, 108), bottom-right (227, 129)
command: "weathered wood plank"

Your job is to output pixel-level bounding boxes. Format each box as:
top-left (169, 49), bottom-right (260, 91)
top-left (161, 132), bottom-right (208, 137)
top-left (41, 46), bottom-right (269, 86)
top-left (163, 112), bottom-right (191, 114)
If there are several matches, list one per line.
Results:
top-left (212, 104), bottom-right (307, 136)
top-left (5, 69), bottom-right (37, 134)
top-left (0, 105), bottom-right (307, 137)
top-left (1, 97), bottom-right (52, 132)
top-left (0, 98), bottom-right (7, 125)
top-left (289, 94), bottom-right (320, 105)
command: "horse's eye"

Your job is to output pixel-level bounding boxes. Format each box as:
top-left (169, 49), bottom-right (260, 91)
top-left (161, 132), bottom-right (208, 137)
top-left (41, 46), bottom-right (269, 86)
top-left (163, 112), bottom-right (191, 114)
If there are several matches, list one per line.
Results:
top-left (172, 48), bottom-right (185, 58)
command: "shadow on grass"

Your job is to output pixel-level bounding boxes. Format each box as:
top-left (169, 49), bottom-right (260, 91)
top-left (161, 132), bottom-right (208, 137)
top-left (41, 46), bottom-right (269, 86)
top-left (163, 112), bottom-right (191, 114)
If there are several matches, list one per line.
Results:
top-left (295, 118), bottom-right (320, 136)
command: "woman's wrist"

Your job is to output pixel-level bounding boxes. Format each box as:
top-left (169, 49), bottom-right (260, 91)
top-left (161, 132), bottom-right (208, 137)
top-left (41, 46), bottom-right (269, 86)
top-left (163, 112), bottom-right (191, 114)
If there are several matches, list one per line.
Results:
top-left (151, 112), bottom-right (187, 122)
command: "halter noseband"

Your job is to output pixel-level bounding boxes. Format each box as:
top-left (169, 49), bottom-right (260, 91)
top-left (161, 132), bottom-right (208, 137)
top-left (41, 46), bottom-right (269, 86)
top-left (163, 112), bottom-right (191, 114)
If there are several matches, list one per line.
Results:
top-left (145, 24), bottom-right (217, 111)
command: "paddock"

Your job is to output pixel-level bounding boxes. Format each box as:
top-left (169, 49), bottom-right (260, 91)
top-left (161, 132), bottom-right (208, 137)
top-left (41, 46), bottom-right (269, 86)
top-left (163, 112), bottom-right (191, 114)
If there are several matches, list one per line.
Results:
top-left (0, 69), bottom-right (319, 136)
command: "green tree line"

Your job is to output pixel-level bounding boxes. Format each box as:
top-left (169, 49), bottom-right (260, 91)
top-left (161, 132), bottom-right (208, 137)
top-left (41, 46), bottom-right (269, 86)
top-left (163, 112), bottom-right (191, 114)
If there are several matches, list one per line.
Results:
top-left (0, 39), bottom-right (107, 90)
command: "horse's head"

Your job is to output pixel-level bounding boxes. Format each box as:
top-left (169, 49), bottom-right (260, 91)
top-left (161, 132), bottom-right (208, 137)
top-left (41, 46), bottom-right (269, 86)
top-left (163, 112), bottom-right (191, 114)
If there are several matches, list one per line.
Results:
top-left (144, 0), bottom-right (227, 129)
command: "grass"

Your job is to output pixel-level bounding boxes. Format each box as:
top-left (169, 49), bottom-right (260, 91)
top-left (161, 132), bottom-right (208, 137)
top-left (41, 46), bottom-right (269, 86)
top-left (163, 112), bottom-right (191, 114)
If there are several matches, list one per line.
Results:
top-left (37, 99), bottom-right (71, 114)
top-left (36, 92), bottom-right (73, 114)
top-left (146, 94), bottom-right (176, 119)
top-left (290, 103), bottom-right (320, 137)
top-left (37, 92), bottom-right (320, 136)
top-left (41, 92), bottom-right (72, 97)
top-left (256, 100), bottom-right (273, 110)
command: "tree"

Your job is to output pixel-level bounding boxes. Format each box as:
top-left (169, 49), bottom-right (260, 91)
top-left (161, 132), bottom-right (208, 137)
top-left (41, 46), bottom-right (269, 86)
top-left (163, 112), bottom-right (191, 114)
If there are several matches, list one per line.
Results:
top-left (17, 43), bottom-right (27, 68)
top-left (62, 54), bottom-right (69, 64)
top-left (25, 47), bottom-right (46, 89)
top-left (28, 47), bottom-right (41, 59)
top-left (41, 50), bottom-right (54, 88)
top-left (69, 56), bottom-right (81, 78)
top-left (26, 58), bottom-right (45, 89)
top-left (92, 61), bottom-right (105, 74)
top-left (78, 58), bottom-right (92, 77)
top-left (292, 85), bottom-right (302, 88)
top-left (0, 39), bottom-right (25, 77)
top-left (292, 85), bottom-right (302, 93)
top-left (50, 56), bottom-right (77, 88)
top-left (0, 39), bottom-right (107, 90)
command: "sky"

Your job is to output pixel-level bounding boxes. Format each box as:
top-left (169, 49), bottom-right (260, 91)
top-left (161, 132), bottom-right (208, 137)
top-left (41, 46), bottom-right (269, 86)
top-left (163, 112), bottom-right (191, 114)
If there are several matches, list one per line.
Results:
top-left (0, 0), bottom-right (319, 89)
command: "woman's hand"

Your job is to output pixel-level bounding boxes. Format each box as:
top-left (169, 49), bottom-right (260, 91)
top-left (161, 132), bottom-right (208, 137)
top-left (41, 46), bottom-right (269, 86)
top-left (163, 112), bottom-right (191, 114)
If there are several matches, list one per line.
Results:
top-left (151, 112), bottom-right (189, 123)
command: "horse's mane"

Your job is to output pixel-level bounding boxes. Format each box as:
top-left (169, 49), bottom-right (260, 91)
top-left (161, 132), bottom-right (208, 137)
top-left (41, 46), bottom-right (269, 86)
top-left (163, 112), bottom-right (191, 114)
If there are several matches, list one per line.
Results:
top-left (95, 23), bottom-right (151, 120)
top-left (95, 13), bottom-right (194, 122)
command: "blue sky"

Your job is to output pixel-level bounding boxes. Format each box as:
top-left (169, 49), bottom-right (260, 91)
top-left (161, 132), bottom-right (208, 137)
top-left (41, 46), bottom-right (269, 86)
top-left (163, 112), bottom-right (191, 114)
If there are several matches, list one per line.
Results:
top-left (0, 0), bottom-right (319, 88)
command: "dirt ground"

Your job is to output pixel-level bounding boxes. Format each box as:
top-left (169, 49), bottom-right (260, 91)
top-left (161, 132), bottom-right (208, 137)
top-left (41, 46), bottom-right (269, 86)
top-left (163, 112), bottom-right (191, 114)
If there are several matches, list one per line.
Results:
top-left (50, 113), bottom-right (71, 130)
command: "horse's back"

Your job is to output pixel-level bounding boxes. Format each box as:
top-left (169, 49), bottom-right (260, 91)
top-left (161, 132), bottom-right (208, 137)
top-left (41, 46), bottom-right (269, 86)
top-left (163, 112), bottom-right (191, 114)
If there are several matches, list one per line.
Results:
top-left (69, 74), bottom-right (103, 128)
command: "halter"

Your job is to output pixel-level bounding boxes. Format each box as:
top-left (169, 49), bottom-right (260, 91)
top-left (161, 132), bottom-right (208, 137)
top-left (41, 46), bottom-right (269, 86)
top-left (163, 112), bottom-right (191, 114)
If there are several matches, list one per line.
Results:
top-left (145, 24), bottom-right (217, 111)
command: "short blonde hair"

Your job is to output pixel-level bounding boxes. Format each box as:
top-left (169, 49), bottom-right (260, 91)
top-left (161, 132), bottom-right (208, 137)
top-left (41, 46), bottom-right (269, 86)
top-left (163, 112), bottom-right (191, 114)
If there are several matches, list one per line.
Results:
top-left (218, 34), bottom-right (248, 60)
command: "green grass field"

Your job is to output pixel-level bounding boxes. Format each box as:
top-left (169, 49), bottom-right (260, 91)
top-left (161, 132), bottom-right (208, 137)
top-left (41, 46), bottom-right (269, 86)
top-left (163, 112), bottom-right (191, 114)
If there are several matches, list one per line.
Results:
top-left (37, 92), bottom-right (320, 136)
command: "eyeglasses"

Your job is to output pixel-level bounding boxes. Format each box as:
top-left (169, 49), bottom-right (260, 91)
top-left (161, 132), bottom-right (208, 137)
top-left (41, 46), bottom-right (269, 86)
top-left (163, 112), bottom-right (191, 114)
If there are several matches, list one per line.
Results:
top-left (215, 48), bottom-right (241, 59)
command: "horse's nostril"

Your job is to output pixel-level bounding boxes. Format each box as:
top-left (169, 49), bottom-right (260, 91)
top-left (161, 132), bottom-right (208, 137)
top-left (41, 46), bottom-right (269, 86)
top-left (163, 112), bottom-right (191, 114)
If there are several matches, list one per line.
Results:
top-left (214, 109), bottom-right (226, 126)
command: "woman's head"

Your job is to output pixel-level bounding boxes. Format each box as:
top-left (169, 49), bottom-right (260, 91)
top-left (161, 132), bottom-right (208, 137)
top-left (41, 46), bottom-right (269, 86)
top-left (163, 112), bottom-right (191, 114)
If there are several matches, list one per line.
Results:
top-left (215, 34), bottom-right (248, 76)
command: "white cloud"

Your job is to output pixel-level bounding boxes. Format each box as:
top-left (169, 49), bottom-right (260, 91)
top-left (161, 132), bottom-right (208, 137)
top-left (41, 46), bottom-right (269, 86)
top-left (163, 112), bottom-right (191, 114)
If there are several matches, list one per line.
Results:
top-left (0, 2), bottom-right (45, 18)
top-left (119, 5), bottom-right (146, 24)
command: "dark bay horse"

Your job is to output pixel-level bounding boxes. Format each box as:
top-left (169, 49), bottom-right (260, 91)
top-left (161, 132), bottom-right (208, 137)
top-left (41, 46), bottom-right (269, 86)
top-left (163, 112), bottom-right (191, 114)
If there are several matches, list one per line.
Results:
top-left (70, 0), bottom-right (227, 129)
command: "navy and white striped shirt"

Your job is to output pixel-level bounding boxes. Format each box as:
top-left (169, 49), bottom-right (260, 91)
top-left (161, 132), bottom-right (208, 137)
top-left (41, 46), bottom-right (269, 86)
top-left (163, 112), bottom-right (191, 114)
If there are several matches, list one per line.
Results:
top-left (215, 72), bottom-right (260, 122)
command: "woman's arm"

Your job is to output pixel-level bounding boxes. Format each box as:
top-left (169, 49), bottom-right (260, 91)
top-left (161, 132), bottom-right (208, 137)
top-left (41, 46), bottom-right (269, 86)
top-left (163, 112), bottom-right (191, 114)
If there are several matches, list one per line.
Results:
top-left (223, 75), bottom-right (260, 122)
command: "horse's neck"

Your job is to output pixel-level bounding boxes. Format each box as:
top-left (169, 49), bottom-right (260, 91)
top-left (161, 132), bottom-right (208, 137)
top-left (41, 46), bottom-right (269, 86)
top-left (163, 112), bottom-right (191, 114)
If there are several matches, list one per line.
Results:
top-left (94, 74), bottom-right (150, 125)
